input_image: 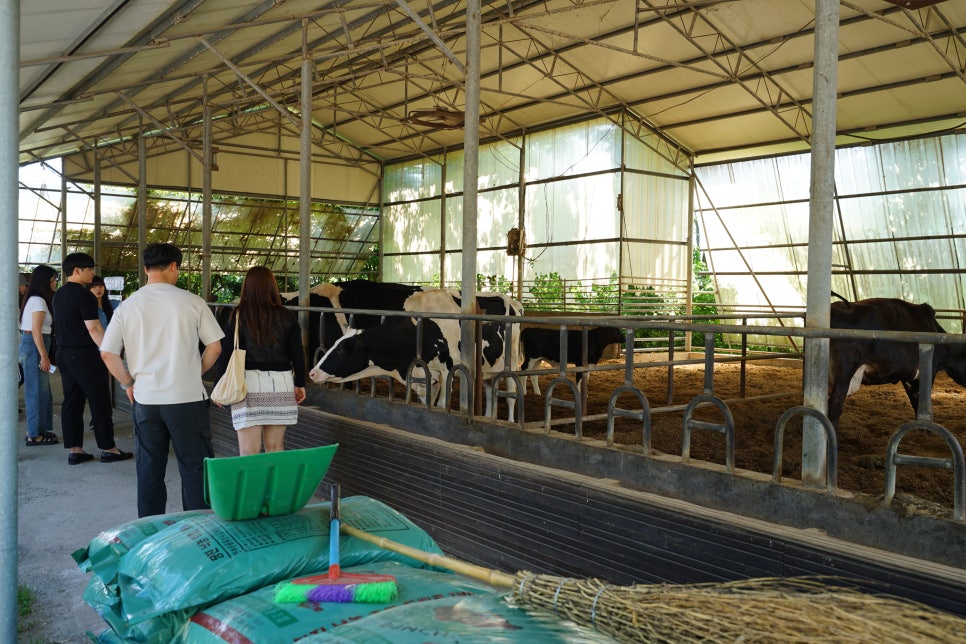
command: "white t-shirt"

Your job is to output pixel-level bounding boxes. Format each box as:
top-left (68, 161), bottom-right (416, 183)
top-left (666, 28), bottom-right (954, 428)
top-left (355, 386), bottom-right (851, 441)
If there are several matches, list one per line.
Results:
top-left (20, 296), bottom-right (52, 334)
top-left (101, 283), bottom-right (225, 405)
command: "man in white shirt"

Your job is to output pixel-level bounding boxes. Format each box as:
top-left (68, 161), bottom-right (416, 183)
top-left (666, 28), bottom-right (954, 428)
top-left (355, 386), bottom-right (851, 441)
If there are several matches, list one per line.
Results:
top-left (101, 243), bottom-right (224, 517)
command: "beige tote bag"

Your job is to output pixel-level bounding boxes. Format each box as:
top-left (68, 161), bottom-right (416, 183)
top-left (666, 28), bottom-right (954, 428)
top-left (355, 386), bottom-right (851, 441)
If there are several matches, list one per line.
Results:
top-left (211, 314), bottom-right (247, 405)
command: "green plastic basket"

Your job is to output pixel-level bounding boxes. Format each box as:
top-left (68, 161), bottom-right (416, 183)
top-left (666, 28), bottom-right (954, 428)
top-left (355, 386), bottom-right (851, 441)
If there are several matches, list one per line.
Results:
top-left (203, 444), bottom-right (338, 520)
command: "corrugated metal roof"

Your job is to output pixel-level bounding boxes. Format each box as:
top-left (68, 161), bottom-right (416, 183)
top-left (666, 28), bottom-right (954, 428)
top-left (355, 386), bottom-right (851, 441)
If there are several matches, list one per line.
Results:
top-left (18, 1), bottom-right (966, 167)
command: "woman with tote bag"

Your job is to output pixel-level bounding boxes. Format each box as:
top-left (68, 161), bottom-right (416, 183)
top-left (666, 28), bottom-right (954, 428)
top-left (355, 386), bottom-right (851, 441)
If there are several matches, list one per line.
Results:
top-left (212, 266), bottom-right (306, 455)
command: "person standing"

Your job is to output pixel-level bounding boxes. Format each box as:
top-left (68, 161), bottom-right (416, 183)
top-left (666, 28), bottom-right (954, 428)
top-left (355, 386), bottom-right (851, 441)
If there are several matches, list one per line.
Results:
top-left (213, 266), bottom-right (306, 456)
top-left (18, 272), bottom-right (29, 305)
top-left (89, 274), bottom-right (115, 329)
top-left (52, 252), bottom-right (131, 465)
top-left (101, 243), bottom-right (224, 517)
top-left (87, 274), bottom-right (116, 429)
top-left (19, 265), bottom-right (59, 446)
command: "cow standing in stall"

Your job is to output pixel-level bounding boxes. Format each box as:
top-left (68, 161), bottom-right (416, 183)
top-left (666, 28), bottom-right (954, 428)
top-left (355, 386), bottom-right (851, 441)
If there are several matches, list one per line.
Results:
top-left (212, 280), bottom-right (425, 358)
top-left (306, 281), bottom-right (424, 350)
top-left (827, 297), bottom-right (966, 427)
top-left (521, 326), bottom-right (624, 395)
top-left (282, 280), bottom-right (425, 355)
top-left (309, 288), bottom-right (524, 421)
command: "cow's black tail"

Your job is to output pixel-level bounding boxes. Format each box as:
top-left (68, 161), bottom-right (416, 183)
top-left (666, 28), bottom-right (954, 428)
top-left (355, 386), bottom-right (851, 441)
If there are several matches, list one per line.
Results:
top-left (830, 290), bottom-right (849, 303)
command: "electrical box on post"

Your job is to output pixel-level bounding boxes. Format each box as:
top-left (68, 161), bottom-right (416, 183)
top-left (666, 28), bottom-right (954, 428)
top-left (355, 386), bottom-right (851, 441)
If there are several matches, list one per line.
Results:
top-left (507, 227), bottom-right (526, 256)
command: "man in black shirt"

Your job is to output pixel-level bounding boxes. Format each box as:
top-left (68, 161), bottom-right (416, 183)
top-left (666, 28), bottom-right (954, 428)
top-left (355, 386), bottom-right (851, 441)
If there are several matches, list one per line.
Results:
top-left (52, 252), bottom-right (131, 465)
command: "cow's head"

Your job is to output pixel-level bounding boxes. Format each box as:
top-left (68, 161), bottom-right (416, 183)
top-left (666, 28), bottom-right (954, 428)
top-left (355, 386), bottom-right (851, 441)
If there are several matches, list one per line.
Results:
top-left (308, 328), bottom-right (368, 383)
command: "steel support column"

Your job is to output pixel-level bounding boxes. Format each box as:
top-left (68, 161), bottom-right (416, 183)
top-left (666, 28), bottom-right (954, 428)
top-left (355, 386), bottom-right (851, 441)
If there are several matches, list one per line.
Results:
top-left (517, 142), bottom-right (526, 303)
top-left (93, 164), bottom-right (101, 265)
top-left (802, 0), bottom-right (839, 487)
top-left (202, 79), bottom-right (212, 300)
top-left (299, 28), bottom-right (313, 353)
top-left (138, 122), bottom-right (147, 287)
top-left (0, 0), bottom-right (19, 638)
top-left (60, 172), bottom-right (67, 262)
top-left (461, 0), bottom-right (481, 412)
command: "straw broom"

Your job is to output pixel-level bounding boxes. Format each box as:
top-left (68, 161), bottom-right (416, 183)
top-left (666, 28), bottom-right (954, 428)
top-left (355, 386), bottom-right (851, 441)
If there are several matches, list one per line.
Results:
top-left (341, 523), bottom-right (966, 643)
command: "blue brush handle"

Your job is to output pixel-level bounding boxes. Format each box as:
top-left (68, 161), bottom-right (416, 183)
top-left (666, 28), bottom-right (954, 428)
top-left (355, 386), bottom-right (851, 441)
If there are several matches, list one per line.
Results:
top-left (329, 484), bottom-right (341, 573)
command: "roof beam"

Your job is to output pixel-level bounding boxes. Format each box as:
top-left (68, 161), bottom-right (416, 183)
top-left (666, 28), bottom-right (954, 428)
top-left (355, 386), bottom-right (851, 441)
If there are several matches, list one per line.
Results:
top-left (198, 38), bottom-right (302, 130)
top-left (900, 5), bottom-right (966, 85)
top-left (394, 0), bottom-right (464, 73)
top-left (59, 124), bottom-right (139, 184)
top-left (641, 0), bottom-right (812, 146)
top-left (18, 0), bottom-right (208, 145)
top-left (115, 93), bottom-right (203, 164)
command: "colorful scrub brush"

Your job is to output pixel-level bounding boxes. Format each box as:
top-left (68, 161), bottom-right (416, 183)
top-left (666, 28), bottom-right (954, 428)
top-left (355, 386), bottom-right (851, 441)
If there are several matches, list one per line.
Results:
top-left (274, 485), bottom-right (397, 604)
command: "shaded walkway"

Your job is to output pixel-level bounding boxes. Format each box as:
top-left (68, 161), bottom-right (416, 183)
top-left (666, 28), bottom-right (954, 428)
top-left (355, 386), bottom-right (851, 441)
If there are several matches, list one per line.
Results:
top-left (16, 375), bottom-right (182, 643)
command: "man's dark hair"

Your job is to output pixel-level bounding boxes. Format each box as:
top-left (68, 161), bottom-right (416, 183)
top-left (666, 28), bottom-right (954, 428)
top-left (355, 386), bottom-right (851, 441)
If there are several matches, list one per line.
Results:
top-left (143, 243), bottom-right (183, 270)
top-left (62, 252), bottom-right (95, 277)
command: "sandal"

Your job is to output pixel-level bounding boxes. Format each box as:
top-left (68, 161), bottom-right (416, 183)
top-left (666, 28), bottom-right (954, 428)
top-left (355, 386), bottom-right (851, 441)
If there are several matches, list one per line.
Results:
top-left (25, 434), bottom-right (58, 446)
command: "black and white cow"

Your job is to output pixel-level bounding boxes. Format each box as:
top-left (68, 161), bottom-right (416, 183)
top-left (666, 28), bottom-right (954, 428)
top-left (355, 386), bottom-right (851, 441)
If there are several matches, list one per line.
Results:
top-left (828, 297), bottom-right (966, 427)
top-left (213, 280), bottom-right (425, 359)
top-left (285, 280), bottom-right (424, 354)
top-left (307, 315), bottom-right (451, 393)
top-left (521, 325), bottom-right (624, 395)
top-left (307, 280), bottom-right (424, 350)
top-left (309, 288), bottom-right (523, 420)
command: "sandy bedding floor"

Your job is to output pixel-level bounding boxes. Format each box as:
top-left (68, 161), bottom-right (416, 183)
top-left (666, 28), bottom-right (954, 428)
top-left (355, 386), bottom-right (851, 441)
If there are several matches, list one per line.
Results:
top-left (521, 359), bottom-right (966, 512)
top-left (344, 355), bottom-right (966, 516)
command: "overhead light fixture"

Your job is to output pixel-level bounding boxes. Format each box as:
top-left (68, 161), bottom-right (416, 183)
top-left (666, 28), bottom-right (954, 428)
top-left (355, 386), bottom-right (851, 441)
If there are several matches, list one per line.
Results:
top-left (402, 108), bottom-right (466, 129)
top-left (880, 0), bottom-right (946, 7)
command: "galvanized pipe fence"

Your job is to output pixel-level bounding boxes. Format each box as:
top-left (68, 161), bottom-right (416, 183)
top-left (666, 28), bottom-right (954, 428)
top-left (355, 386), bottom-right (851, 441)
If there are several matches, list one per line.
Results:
top-left (208, 301), bottom-right (966, 521)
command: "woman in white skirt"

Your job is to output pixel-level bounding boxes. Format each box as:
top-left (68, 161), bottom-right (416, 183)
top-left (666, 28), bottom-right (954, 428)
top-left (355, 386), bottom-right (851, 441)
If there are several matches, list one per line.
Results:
top-left (214, 266), bottom-right (307, 455)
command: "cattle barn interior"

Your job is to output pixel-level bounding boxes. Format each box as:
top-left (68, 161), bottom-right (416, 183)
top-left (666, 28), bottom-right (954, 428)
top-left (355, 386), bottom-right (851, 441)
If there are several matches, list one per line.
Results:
top-left (10, 0), bottom-right (966, 626)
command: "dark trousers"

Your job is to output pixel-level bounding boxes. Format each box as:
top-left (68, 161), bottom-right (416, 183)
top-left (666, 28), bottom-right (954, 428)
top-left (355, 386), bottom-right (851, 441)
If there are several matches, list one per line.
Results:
top-left (58, 347), bottom-right (115, 450)
top-left (133, 400), bottom-right (213, 517)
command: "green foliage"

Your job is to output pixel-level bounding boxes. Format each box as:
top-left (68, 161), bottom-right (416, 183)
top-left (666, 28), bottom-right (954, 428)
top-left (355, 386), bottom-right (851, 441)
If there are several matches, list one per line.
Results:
top-left (527, 271), bottom-right (568, 310)
top-left (570, 273), bottom-right (621, 312)
top-left (19, 583), bottom-right (35, 634)
top-left (623, 283), bottom-right (683, 345)
top-left (354, 244), bottom-right (380, 280)
top-left (210, 274), bottom-right (244, 302)
top-left (18, 583), bottom-right (33, 618)
top-left (689, 248), bottom-right (721, 348)
top-left (519, 250), bottom-right (724, 350)
top-left (428, 273), bottom-right (515, 294)
top-left (97, 270), bottom-right (246, 303)
top-left (477, 274), bottom-right (514, 294)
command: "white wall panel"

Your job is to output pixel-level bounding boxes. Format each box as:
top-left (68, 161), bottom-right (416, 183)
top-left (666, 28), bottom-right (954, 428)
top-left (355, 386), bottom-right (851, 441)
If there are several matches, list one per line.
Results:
top-left (62, 148), bottom-right (380, 204)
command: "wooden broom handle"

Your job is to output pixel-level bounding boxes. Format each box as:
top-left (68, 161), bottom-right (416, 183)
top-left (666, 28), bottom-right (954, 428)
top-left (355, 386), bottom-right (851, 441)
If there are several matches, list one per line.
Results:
top-left (340, 523), bottom-right (518, 589)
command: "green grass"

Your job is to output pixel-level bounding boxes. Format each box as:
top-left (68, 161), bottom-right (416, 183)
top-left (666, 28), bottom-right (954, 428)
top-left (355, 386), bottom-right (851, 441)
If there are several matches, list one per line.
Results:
top-left (18, 583), bottom-right (35, 636)
top-left (18, 583), bottom-right (33, 617)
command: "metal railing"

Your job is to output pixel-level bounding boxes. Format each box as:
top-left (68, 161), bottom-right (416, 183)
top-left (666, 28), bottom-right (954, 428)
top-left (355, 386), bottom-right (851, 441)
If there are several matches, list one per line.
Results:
top-left (210, 300), bottom-right (966, 521)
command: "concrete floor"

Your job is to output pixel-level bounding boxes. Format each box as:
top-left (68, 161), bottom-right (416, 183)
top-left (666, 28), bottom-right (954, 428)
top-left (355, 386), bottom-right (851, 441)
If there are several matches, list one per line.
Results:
top-left (16, 373), bottom-right (184, 643)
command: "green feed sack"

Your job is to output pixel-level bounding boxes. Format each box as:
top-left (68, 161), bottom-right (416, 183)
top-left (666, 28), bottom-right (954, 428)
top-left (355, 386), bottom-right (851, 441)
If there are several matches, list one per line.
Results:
top-left (308, 593), bottom-right (621, 643)
top-left (91, 627), bottom-right (127, 643)
top-left (72, 510), bottom-right (212, 584)
top-left (177, 560), bottom-right (499, 643)
top-left (84, 574), bottom-right (194, 644)
top-left (115, 496), bottom-right (444, 626)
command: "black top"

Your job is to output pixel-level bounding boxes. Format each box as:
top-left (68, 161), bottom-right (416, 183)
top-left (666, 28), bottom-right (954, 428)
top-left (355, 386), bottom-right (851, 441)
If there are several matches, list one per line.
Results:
top-left (51, 282), bottom-right (100, 350)
top-left (216, 308), bottom-right (307, 387)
